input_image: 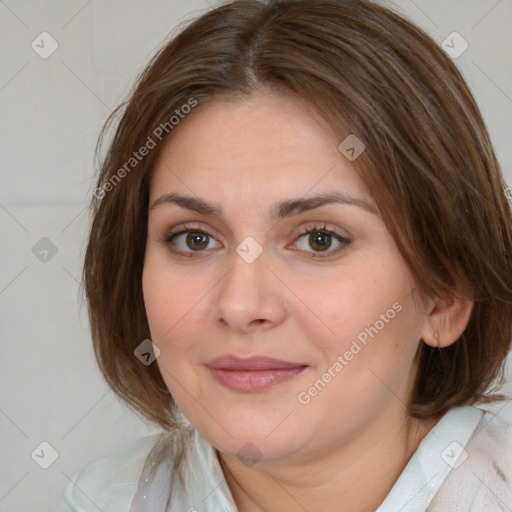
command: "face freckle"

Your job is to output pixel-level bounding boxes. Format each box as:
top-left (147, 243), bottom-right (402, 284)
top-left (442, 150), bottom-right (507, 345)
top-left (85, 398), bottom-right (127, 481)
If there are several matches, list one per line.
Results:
top-left (142, 90), bottom-right (428, 464)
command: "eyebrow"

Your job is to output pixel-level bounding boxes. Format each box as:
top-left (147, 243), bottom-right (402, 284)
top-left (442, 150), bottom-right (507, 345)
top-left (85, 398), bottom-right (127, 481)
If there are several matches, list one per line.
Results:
top-left (148, 191), bottom-right (378, 219)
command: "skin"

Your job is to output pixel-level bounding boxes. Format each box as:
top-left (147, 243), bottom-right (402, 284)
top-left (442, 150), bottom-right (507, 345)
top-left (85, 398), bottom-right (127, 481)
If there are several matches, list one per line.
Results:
top-left (142, 90), bottom-right (473, 511)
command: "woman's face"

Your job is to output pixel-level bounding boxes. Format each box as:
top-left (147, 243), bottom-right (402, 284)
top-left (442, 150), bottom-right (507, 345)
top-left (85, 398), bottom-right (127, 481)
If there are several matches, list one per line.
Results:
top-left (143, 91), bottom-right (430, 464)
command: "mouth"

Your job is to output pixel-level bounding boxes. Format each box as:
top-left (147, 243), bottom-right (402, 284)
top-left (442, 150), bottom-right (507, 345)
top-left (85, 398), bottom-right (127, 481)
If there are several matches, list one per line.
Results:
top-left (206, 355), bottom-right (308, 392)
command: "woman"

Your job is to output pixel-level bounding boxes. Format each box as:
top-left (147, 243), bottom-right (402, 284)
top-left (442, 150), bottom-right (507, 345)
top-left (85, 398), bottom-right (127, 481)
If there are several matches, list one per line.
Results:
top-left (60, 0), bottom-right (512, 510)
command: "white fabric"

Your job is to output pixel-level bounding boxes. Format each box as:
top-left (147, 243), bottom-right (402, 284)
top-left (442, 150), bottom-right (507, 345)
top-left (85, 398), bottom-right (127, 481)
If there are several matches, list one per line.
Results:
top-left (59, 405), bottom-right (512, 511)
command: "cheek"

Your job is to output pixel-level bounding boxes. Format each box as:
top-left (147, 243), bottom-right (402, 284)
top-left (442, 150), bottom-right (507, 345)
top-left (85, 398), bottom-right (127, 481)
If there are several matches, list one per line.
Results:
top-left (297, 295), bottom-right (422, 429)
top-left (294, 268), bottom-right (405, 351)
top-left (142, 254), bottom-right (205, 338)
top-left (142, 276), bottom-right (198, 402)
top-left (295, 265), bottom-right (422, 403)
top-left (142, 258), bottom-right (212, 385)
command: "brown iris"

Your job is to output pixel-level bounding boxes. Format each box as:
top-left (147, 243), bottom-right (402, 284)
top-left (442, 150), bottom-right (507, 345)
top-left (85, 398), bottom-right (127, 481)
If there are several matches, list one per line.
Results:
top-left (309, 231), bottom-right (332, 252)
top-left (186, 232), bottom-right (209, 250)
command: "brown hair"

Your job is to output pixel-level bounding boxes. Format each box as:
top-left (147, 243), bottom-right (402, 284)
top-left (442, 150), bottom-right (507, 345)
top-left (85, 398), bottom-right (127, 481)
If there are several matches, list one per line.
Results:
top-left (83, 0), bottom-right (512, 430)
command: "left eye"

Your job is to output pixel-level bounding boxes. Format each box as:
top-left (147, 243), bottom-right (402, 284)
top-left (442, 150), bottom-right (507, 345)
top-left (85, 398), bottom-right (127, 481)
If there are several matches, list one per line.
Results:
top-left (164, 229), bottom-right (221, 255)
top-left (293, 226), bottom-right (350, 257)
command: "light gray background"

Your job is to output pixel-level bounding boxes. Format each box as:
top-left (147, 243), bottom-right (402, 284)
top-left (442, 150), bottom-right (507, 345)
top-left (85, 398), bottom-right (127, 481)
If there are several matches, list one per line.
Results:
top-left (0, 1), bottom-right (511, 510)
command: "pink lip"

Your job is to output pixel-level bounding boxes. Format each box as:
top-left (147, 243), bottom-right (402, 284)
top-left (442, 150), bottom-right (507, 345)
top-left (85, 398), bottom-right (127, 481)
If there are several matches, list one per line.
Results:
top-left (206, 355), bottom-right (308, 392)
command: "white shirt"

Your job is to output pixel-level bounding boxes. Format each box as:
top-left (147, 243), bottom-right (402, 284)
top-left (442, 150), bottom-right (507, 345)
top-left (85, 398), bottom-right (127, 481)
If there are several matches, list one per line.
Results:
top-left (58, 405), bottom-right (512, 511)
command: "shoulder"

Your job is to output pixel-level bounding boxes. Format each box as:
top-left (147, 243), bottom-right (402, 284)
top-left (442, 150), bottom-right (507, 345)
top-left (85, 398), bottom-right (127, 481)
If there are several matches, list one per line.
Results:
top-left (58, 433), bottom-right (163, 512)
top-left (429, 407), bottom-right (512, 510)
top-left (463, 408), bottom-right (512, 485)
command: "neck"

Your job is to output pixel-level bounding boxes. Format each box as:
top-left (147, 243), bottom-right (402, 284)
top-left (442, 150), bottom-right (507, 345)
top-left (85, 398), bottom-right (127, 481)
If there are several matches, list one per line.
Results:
top-left (218, 408), bottom-right (438, 512)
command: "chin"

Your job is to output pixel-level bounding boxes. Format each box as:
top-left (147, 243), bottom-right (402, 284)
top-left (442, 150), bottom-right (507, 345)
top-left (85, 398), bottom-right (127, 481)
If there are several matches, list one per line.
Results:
top-left (186, 404), bottom-right (311, 463)
top-left (215, 431), bottom-right (304, 465)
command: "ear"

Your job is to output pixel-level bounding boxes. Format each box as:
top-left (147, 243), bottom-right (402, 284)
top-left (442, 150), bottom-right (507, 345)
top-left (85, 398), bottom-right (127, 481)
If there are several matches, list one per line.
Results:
top-left (420, 292), bottom-right (474, 348)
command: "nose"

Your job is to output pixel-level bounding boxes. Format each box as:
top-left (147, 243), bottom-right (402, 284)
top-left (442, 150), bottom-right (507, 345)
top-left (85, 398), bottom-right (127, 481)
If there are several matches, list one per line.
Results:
top-left (210, 243), bottom-right (288, 334)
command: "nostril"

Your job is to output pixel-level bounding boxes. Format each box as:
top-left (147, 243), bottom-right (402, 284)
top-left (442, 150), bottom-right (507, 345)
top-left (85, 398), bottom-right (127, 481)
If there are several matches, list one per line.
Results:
top-left (249, 319), bottom-right (266, 327)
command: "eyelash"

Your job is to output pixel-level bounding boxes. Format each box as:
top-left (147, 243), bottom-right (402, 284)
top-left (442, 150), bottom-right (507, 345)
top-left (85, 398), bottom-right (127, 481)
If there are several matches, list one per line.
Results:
top-left (160, 223), bottom-right (351, 259)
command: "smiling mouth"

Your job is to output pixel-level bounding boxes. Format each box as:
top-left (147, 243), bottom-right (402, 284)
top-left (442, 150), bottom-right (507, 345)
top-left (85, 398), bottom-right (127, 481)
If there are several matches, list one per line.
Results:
top-left (206, 355), bottom-right (308, 392)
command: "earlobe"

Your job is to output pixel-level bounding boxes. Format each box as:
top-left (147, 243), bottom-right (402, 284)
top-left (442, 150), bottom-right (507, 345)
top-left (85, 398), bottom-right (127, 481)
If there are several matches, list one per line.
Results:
top-left (421, 294), bottom-right (474, 349)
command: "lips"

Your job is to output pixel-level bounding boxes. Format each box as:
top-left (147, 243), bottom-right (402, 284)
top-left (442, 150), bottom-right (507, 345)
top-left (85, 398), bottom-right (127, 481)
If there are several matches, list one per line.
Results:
top-left (206, 355), bottom-right (308, 392)
top-left (208, 355), bottom-right (306, 371)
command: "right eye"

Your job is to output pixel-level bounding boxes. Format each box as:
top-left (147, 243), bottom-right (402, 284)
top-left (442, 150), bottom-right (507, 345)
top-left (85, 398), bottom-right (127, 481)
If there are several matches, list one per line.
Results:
top-left (163, 225), bottom-right (222, 257)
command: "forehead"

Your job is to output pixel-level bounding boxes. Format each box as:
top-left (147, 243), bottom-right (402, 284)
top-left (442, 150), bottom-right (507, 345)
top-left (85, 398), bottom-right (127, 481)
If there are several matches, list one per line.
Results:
top-left (149, 92), bottom-right (370, 204)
